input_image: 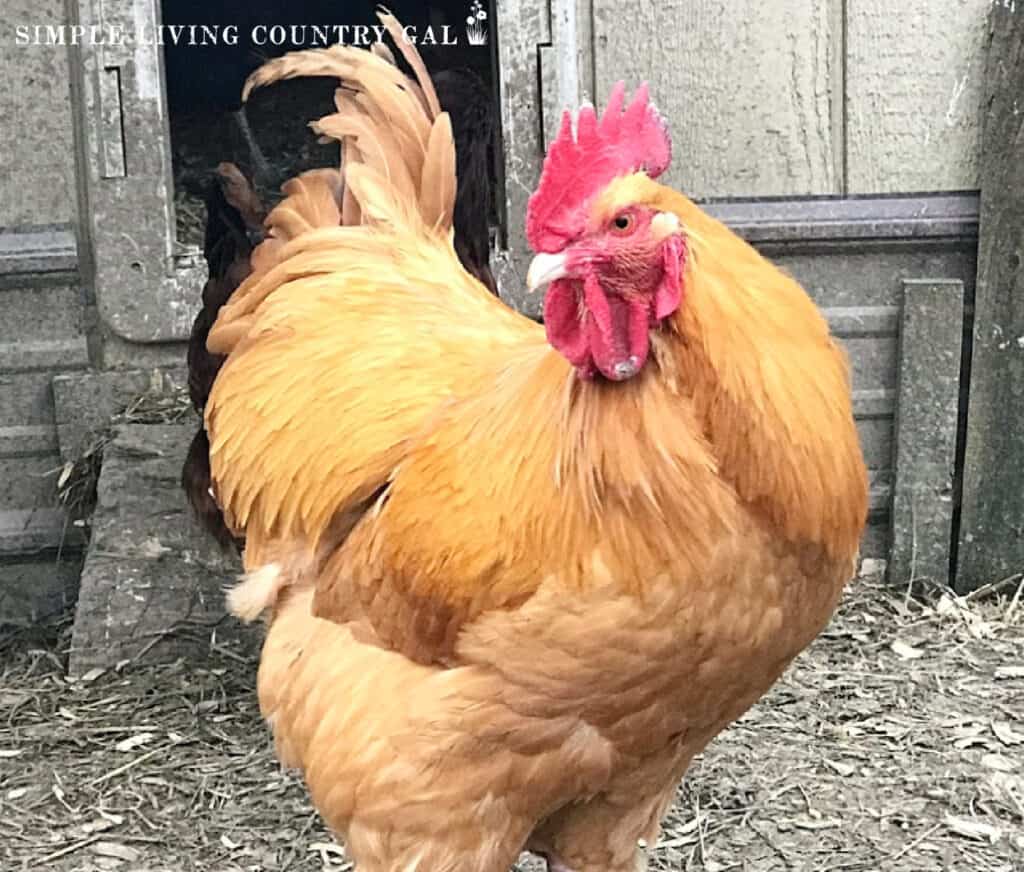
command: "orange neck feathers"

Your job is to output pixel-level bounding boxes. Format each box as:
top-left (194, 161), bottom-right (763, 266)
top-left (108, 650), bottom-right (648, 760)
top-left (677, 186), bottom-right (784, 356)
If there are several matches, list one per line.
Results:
top-left (540, 184), bottom-right (868, 565)
top-left (658, 190), bottom-right (867, 561)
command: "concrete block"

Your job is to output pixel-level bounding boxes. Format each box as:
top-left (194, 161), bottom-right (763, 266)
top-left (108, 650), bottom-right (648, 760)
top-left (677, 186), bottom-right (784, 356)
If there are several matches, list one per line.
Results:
top-left (69, 424), bottom-right (244, 674)
top-left (0, 338), bottom-right (90, 372)
top-left (0, 281), bottom-right (86, 343)
top-left (52, 367), bottom-right (188, 463)
top-left (0, 371), bottom-right (55, 426)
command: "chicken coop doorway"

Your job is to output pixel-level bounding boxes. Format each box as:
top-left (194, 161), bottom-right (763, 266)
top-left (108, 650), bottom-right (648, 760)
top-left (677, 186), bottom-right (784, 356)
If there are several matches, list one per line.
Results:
top-left (159, 1), bottom-right (501, 252)
top-left (69, 0), bottom-right (539, 353)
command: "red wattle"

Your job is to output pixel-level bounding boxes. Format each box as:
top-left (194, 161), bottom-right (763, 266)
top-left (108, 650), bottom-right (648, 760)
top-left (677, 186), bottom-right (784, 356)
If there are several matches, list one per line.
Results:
top-left (583, 274), bottom-right (651, 381)
top-left (544, 242), bottom-right (683, 381)
top-left (544, 279), bottom-right (591, 370)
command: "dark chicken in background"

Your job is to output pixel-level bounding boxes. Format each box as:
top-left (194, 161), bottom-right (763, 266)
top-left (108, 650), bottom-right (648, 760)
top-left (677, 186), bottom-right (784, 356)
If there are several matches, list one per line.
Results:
top-left (182, 164), bottom-right (265, 550)
top-left (435, 68), bottom-right (498, 295)
top-left (181, 68), bottom-right (499, 545)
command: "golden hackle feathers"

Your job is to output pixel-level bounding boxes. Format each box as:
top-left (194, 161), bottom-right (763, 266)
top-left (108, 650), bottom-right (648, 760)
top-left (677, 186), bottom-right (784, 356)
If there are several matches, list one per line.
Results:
top-left (648, 186), bottom-right (867, 560)
top-left (584, 172), bottom-right (867, 561)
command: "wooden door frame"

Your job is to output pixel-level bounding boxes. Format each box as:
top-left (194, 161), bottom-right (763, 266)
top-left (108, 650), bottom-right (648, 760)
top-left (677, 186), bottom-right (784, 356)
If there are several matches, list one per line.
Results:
top-left (66, 0), bottom-right (568, 342)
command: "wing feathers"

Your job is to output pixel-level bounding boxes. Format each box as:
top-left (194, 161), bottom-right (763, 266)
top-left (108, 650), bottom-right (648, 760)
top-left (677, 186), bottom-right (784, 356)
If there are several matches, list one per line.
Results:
top-left (204, 13), bottom-right (539, 653)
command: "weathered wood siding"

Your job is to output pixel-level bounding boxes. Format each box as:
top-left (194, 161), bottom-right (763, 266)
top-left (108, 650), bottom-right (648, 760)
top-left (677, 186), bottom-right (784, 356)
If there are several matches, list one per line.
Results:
top-left (846, 0), bottom-right (990, 194)
top-left (591, 0), bottom-right (840, 198)
top-left (957, 2), bottom-right (1024, 591)
top-left (700, 196), bottom-right (978, 560)
top-left (579, 0), bottom-right (989, 198)
top-left (0, 0), bottom-right (78, 227)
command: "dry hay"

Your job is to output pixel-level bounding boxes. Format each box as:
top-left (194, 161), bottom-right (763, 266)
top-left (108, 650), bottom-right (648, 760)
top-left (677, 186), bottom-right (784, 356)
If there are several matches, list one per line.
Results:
top-left (56, 387), bottom-right (196, 532)
top-left (1, 573), bottom-right (1021, 872)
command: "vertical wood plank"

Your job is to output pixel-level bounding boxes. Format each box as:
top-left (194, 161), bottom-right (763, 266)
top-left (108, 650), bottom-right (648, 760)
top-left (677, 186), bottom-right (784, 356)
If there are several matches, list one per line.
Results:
top-left (493, 0), bottom-right (550, 316)
top-left (956, 3), bottom-right (1024, 592)
top-left (0, 0), bottom-right (78, 226)
top-left (846, 0), bottom-right (989, 194)
top-left (889, 279), bottom-right (964, 587)
top-left (539, 0), bottom-right (582, 150)
top-left (591, 0), bottom-right (840, 198)
top-left (576, 0), bottom-right (596, 101)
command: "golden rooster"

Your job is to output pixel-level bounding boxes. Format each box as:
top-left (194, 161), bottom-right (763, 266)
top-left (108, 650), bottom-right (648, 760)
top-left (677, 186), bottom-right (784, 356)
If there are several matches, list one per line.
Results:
top-left (204, 12), bottom-right (868, 871)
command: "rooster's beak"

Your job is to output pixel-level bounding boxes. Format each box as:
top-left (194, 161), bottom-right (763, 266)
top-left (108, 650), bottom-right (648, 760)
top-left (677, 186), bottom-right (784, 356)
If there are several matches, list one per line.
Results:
top-left (527, 252), bottom-right (569, 293)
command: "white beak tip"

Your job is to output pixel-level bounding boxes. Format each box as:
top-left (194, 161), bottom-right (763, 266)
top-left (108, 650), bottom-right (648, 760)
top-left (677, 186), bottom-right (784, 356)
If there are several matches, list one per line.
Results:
top-left (526, 251), bottom-right (569, 293)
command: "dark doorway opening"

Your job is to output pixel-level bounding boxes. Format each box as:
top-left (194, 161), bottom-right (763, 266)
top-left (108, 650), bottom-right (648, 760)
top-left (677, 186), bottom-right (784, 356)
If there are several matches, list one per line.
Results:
top-left (160, 1), bottom-right (501, 248)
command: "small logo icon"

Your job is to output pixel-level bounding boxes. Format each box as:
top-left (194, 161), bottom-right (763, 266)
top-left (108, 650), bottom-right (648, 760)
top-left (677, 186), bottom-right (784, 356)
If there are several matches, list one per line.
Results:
top-left (465, 0), bottom-right (488, 45)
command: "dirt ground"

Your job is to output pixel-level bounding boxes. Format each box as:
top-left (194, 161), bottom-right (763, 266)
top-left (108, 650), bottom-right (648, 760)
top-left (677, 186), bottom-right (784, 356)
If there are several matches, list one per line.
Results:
top-left (1, 572), bottom-right (1022, 872)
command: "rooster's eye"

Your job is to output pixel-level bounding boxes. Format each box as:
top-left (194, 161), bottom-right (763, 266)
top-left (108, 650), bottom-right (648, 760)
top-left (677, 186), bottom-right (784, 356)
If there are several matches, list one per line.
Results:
top-left (611, 213), bottom-right (635, 234)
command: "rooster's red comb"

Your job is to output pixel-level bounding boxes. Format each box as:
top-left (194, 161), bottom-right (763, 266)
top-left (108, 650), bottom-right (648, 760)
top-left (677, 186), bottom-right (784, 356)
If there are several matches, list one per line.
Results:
top-left (525, 82), bottom-right (672, 254)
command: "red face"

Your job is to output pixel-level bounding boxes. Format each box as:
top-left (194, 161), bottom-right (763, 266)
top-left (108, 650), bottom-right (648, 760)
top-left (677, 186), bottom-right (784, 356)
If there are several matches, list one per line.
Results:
top-left (528, 205), bottom-right (685, 381)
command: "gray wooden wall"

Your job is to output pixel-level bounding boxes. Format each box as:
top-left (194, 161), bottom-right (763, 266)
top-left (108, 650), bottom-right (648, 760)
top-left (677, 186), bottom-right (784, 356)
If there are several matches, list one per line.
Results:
top-left (571, 0), bottom-right (989, 200)
top-left (0, 0), bottom-right (78, 227)
top-left (0, 2), bottom-right (86, 563)
top-left (0, 0), bottom-right (993, 584)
